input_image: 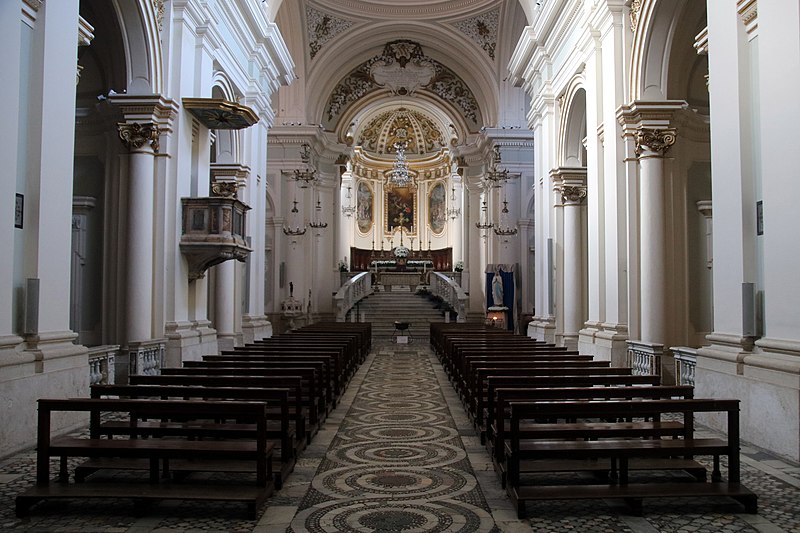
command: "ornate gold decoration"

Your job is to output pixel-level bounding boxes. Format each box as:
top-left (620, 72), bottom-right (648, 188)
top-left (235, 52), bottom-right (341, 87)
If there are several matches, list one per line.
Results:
top-left (118, 122), bottom-right (161, 152)
top-left (560, 185), bottom-right (587, 204)
top-left (211, 181), bottom-right (238, 198)
top-left (635, 128), bottom-right (677, 156)
top-left (358, 108), bottom-right (445, 155)
top-left (182, 98), bottom-right (259, 130)
top-left (630, 0), bottom-right (641, 33)
top-left (153, 0), bottom-right (165, 32)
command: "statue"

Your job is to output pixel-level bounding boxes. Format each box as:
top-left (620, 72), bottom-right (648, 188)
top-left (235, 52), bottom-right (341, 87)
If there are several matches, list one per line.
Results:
top-left (492, 267), bottom-right (504, 307)
top-left (289, 281), bottom-right (294, 297)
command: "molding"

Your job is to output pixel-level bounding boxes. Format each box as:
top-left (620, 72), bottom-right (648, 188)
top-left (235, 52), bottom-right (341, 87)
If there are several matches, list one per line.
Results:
top-left (737, 0), bottom-right (758, 40)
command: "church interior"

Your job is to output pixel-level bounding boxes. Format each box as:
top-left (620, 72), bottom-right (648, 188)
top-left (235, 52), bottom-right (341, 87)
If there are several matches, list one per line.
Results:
top-left (2, 0), bottom-right (800, 530)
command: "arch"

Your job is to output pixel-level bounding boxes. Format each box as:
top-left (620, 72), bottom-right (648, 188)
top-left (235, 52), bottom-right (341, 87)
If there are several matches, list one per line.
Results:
top-left (211, 78), bottom-right (243, 165)
top-left (558, 77), bottom-right (587, 168)
top-left (112, 0), bottom-right (163, 94)
top-left (629, 0), bottom-right (690, 101)
top-left (305, 24), bottom-right (499, 132)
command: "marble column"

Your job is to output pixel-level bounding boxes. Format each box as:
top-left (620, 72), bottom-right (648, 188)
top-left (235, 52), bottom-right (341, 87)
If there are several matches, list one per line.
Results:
top-left (560, 182), bottom-right (586, 349)
top-left (635, 128), bottom-right (676, 344)
top-left (118, 122), bottom-right (160, 343)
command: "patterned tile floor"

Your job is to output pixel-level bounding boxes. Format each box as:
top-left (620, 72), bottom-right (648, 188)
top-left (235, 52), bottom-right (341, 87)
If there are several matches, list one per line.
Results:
top-left (1, 341), bottom-right (799, 532)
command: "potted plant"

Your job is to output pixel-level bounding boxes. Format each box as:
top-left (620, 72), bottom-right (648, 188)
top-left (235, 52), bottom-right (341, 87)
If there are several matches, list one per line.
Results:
top-left (453, 261), bottom-right (464, 272)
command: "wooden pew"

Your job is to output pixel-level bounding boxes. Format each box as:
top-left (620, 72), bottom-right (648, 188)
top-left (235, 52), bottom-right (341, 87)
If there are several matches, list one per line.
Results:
top-left (505, 398), bottom-right (758, 518)
top-left (15, 398), bottom-right (275, 519)
top-left (87, 384), bottom-right (295, 488)
top-left (468, 367), bottom-right (637, 427)
top-left (129, 375), bottom-right (309, 446)
top-left (487, 385), bottom-right (699, 486)
top-left (160, 366), bottom-right (324, 430)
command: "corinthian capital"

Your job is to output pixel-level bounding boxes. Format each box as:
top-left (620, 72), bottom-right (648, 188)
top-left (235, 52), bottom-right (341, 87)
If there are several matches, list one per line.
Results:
top-left (118, 122), bottom-right (161, 153)
top-left (635, 128), bottom-right (676, 157)
top-left (560, 185), bottom-right (587, 204)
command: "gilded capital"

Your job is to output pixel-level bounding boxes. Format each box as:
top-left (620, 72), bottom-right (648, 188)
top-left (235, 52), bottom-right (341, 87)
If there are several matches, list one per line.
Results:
top-left (630, 0), bottom-right (641, 33)
top-left (561, 185), bottom-right (587, 204)
top-left (635, 128), bottom-right (676, 157)
top-left (118, 122), bottom-right (161, 153)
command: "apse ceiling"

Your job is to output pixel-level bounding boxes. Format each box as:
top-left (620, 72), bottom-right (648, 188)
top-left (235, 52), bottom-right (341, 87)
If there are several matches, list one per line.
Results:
top-left (278, 1), bottom-right (524, 155)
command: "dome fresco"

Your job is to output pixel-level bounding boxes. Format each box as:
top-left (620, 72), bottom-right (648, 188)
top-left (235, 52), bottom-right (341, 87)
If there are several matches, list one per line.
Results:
top-left (357, 108), bottom-right (446, 155)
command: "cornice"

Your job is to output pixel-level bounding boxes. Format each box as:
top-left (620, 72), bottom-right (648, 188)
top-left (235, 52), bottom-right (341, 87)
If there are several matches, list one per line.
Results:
top-left (311, 0), bottom-right (498, 20)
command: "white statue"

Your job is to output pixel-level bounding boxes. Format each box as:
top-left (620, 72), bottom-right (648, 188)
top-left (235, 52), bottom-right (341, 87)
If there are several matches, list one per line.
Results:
top-left (492, 267), bottom-right (504, 307)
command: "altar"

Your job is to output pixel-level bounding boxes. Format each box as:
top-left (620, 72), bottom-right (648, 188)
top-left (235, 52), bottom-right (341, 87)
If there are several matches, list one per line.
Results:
top-left (378, 271), bottom-right (425, 292)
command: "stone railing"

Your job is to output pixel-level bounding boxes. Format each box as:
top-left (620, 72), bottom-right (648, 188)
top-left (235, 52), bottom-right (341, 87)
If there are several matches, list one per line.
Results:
top-left (625, 340), bottom-right (663, 380)
top-left (87, 345), bottom-right (119, 385)
top-left (430, 271), bottom-right (468, 322)
top-left (671, 346), bottom-right (698, 387)
top-left (333, 271), bottom-right (372, 322)
top-left (128, 339), bottom-right (166, 377)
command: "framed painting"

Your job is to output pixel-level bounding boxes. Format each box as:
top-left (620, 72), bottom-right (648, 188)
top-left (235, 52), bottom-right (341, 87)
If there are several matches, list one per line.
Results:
top-left (428, 182), bottom-right (446, 234)
top-left (385, 187), bottom-right (415, 234)
top-left (356, 180), bottom-right (373, 234)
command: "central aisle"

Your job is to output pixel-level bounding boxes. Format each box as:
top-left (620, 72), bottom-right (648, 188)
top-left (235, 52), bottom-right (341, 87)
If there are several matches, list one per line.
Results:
top-left (287, 343), bottom-right (502, 532)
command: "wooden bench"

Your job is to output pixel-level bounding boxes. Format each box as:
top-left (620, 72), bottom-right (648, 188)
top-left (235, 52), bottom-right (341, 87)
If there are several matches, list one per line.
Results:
top-left (129, 374), bottom-right (309, 446)
top-left (16, 398), bottom-right (275, 519)
top-left (468, 367), bottom-right (636, 427)
top-left (160, 366), bottom-right (324, 429)
top-left (87, 384), bottom-right (295, 488)
top-left (487, 385), bottom-right (699, 486)
top-left (505, 398), bottom-right (758, 518)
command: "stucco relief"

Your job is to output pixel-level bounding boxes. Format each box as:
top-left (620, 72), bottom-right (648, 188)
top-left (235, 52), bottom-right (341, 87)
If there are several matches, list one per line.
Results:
top-left (325, 40), bottom-right (480, 129)
top-left (453, 8), bottom-right (498, 60)
top-left (307, 7), bottom-right (354, 59)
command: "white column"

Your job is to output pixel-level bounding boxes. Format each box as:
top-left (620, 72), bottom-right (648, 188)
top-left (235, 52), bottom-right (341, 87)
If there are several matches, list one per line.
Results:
top-left (636, 128), bottom-right (676, 344)
top-left (449, 172), bottom-right (464, 263)
top-left (338, 167), bottom-right (356, 270)
top-left (118, 122), bottom-right (159, 343)
top-left (215, 261), bottom-right (236, 351)
top-left (560, 183), bottom-right (586, 349)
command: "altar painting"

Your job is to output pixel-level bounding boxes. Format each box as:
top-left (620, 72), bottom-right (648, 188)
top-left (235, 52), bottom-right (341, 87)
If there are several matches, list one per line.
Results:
top-left (385, 187), bottom-right (415, 233)
top-left (429, 182), bottom-right (446, 234)
top-left (356, 181), bottom-right (373, 233)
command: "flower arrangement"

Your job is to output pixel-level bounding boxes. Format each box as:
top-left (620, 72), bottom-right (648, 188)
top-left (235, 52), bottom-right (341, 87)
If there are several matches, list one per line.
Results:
top-left (338, 258), bottom-right (349, 272)
top-left (393, 245), bottom-right (410, 258)
top-left (454, 261), bottom-right (464, 272)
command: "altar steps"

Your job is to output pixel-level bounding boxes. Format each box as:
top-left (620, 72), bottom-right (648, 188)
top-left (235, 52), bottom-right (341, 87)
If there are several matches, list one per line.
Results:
top-left (351, 289), bottom-right (447, 344)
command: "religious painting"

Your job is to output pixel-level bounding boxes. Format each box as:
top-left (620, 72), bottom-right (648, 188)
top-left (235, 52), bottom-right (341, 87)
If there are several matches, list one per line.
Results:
top-left (356, 180), bottom-right (373, 234)
top-left (385, 187), bottom-right (415, 233)
top-left (428, 182), bottom-right (446, 234)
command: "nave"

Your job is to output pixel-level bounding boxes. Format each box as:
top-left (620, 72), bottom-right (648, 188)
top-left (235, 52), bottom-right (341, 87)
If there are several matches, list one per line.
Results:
top-left (1, 341), bottom-right (799, 532)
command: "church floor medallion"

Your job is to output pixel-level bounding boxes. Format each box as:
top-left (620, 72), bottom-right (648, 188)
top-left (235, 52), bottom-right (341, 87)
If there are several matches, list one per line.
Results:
top-left (289, 345), bottom-right (498, 532)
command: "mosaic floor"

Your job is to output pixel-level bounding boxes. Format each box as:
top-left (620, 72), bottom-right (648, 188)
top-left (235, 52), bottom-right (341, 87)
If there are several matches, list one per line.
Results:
top-left (1, 342), bottom-right (799, 532)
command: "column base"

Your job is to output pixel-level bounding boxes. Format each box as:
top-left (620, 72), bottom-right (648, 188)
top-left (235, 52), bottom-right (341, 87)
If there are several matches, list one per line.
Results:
top-left (241, 314), bottom-right (273, 344)
top-left (578, 322), bottom-right (602, 357)
top-left (0, 331), bottom-right (88, 459)
top-left (596, 323), bottom-right (629, 366)
top-left (697, 334), bottom-right (800, 462)
top-left (165, 321), bottom-right (218, 367)
top-left (529, 316), bottom-right (556, 344)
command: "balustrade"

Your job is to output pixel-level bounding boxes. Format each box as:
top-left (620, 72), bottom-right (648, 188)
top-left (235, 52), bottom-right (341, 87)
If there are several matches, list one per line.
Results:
top-left (87, 345), bottom-right (118, 385)
top-left (625, 340), bottom-right (663, 379)
top-left (671, 346), bottom-right (698, 387)
top-left (334, 272), bottom-right (373, 322)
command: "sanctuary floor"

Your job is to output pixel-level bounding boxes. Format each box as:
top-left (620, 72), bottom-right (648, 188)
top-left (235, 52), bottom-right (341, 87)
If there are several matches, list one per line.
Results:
top-left (2, 342), bottom-right (799, 532)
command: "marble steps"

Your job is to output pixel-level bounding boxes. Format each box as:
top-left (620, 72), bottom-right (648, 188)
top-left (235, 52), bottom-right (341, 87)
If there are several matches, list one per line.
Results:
top-left (353, 291), bottom-right (448, 342)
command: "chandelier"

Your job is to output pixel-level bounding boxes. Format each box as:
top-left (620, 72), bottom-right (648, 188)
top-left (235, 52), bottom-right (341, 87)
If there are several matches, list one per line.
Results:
top-left (385, 142), bottom-right (417, 189)
top-left (475, 199), bottom-right (493, 230)
top-left (282, 199), bottom-right (307, 236)
top-left (292, 143), bottom-right (317, 188)
top-left (483, 145), bottom-right (509, 188)
top-left (309, 195), bottom-right (328, 229)
top-left (493, 199), bottom-right (518, 236)
top-left (446, 185), bottom-right (461, 220)
top-left (341, 185), bottom-right (356, 217)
